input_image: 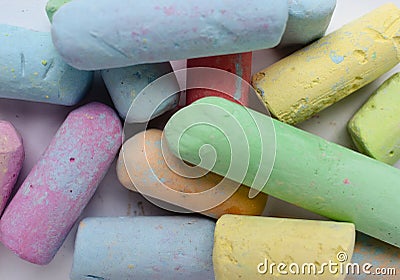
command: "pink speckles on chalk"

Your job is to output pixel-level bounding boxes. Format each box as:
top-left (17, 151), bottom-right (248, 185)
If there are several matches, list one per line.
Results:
top-left (343, 178), bottom-right (351, 185)
top-left (163, 6), bottom-right (176, 16)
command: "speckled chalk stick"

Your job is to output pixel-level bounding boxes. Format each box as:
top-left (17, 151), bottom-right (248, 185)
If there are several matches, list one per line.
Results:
top-left (0, 121), bottom-right (24, 216)
top-left (45, 0), bottom-right (71, 22)
top-left (0, 24), bottom-right (93, 105)
top-left (348, 73), bottom-right (400, 165)
top-left (280, 0), bottom-right (336, 46)
top-left (213, 215), bottom-right (355, 279)
top-left (186, 52), bottom-right (252, 106)
top-left (0, 102), bottom-right (122, 265)
top-left (253, 4), bottom-right (400, 125)
top-left (349, 233), bottom-right (400, 280)
top-left (164, 97), bottom-right (400, 247)
top-left (70, 216), bottom-right (215, 280)
top-left (102, 63), bottom-right (180, 121)
top-left (117, 129), bottom-right (267, 219)
top-left (51, 0), bottom-right (288, 70)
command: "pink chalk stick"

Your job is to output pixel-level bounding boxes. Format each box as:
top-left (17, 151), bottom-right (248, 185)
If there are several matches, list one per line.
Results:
top-left (0, 121), bottom-right (24, 216)
top-left (0, 102), bottom-right (122, 265)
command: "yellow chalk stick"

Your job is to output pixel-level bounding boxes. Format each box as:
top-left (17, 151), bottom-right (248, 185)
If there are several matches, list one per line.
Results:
top-left (253, 4), bottom-right (400, 124)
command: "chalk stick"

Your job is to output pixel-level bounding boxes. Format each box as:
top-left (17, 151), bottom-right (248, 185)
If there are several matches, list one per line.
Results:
top-left (348, 73), bottom-right (400, 165)
top-left (117, 129), bottom-right (267, 218)
top-left (0, 102), bottom-right (122, 265)
top-left (0, 121), bottom-right (24, 216)
top-left (164, 97), bottom-right (400, 247)
top-left (70, 216), bottom-right (215, 280)
top-left (280, 0), bottom-right (336, 46)
top-left (45, 0), bottom-right (71, 22)
top-left (101, 63), bottom-right (180, 121)
top-left (0, 24), bottom-right (92, 105)
top-left (213, 215), bottom-right (355, 279)
top-left (51, 0), bottom-right (288, 70)
top-left (186, 52), bottom-right (252, 106)
top-left (253, 4), bottom-right (400, 124)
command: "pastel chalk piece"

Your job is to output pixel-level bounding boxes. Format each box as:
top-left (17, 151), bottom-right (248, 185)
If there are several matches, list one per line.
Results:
top-left (280, 0), bottom-right (336, 46)
top-left (349, 233), bottom-right (400, 279)
top-left (0, 121), bottom-right (24, 216)
top-left (117, 129), bottom-right (267, 219)
top-left (253, 4), bottom-right (400, 125)
top-left (45, 0), bottom-right (71, 22)
top-left (348, 72), bottom-right (400, 165)
top-left (70, 216), bottom-right (215, 280)
top-left (186, 52), bottom-right (252, 106)
top-left (0, 102), bottom-right (122, 265)
top-left (101, 63), bottom-right (180, 121)
top-left (51, 0), bottom-right (288, 70)
top-left (213, 215), bottom-right (355, 279)
top-left (0, 24), bottom-right (93, 106)
top-left (164, 97), bottom-right (400, 247)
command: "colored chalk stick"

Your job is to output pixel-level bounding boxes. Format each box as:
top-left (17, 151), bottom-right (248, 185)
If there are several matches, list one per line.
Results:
top-left (164, 97), bottom-right (400, 247)
top-left (51, 0), bottom-right (288, 70)
top-left (0, 24), bottom-right (92, 105)
top-left (0, 102), bottom-right (122, 265)
top-left (186, 52), bottom-right (252, 106)
top-left (348, 73), bottom-right (400, 165)
top-left (101, 63), bottom-right (180, 121)
top-left (45, 0), bottom-right (71, 22)
top-left (253, 4), bottom-right (400, 125)
top-left (213, 215), bottom-right (355, 279)
top-left (70, 216), bottom-right (215, 280)
top-left (117, 129), bottom-right (267, 218)
top-left (280, 0), bottom-right (336, 46)
top-left (0, 121), bottom-right (24, 216)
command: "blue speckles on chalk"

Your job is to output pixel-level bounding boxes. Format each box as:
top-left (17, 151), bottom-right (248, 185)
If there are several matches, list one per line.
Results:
top-left (330, 50), bottom-right (344, 64)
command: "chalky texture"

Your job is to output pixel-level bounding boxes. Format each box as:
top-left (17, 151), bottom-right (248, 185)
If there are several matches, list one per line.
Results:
top-left (280, 0), bottom-right (336, 46)
top-left (0, 24), bottom-right (93, 105)
top-left (213, 215), bottom-right (355, 279)
top-left (0, 102), bottom-right (122, 265)
top-left (348, 72), bottom-right (400, 165)
top-left (102, 63), bottom-right (179, 121)
top-left (70, 216), bottom-right (215, 280)
top-left (253, 4), bottom-right (400, 124)
top-left (186, 52), bottom-right (252, 106)
top-left (51, 0), bottom-right (288, 70)
top-left (164, 97), bottom-right (400, 247)
top-left (0, 121), bottom-right (24, 215)
top-left (117, 129), bottom-right (267, 218)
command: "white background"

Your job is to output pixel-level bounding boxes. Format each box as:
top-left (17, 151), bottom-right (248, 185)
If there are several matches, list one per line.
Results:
top-left (0, 0), bottom-right (399, 279)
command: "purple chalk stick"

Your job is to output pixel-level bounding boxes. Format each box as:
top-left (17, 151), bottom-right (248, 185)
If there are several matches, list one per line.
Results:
top-left (0, 102), bottom-right (122, 265)
top-left (0, 121), bottom-right (24, 216)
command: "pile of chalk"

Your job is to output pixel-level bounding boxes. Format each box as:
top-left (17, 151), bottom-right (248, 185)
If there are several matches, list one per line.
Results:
top-left (0, 0), bottom-right (400, 279)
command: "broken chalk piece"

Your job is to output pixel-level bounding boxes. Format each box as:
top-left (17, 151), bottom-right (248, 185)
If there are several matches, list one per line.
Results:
top-left (253, 4), bottom-right (400, 125)
top-left (348, 72), bottom-right (400, 165)
top-left (0, 102), bottom-right (122, 265)
top-left (0, 121), bottom-right (24, 216)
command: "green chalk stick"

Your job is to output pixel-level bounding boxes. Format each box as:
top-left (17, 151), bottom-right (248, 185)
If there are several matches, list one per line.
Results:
top-left (164, 97), bottom-right (400, 247)
top-left (348, 72), bottom-right (400, 165)
top-left (46, 0), bottom-right (71, 22)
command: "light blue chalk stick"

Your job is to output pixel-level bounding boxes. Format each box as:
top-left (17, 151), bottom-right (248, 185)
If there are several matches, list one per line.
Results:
top-left (70, 216), bottom-right (215, 280)
top-left (0, 24), bottom-right (93, 105)
top-left (280, 0), bottom-right (336, 46)
top-left (51, 0), bottom-right (289, 70)
top-left (101, 63), bottom-right (180, 122)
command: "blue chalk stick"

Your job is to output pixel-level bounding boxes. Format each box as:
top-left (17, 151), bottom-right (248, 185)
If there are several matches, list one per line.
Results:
top-left (70, 216), bottom-right (215, 280)
top-left (101, 63), bottom-right (180, 121)
top-left (0, 24), bottom-right (93, 105)
top-left (51, 0), bottom-right (289, 70)
top-left (280, 0), bottom-right (336, 46)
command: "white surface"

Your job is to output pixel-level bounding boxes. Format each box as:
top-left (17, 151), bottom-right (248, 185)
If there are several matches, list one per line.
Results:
top-left (0, 0), bottom-right (399, 279)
